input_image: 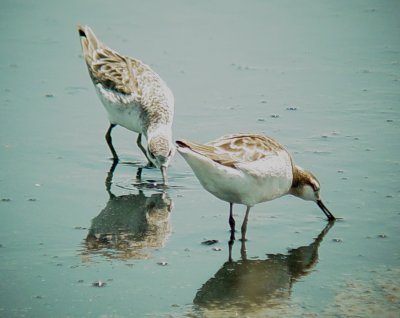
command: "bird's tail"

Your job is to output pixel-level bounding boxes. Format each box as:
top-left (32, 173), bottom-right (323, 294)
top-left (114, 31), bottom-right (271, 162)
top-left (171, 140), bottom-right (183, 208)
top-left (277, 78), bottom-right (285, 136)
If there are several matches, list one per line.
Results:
top-left (77, 24), bottom-right (101, 64)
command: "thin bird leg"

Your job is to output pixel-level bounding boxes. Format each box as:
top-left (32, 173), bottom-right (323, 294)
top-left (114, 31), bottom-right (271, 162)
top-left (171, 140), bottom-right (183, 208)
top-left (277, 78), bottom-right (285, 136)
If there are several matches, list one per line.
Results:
top-left (229, 203), bottom-right (235, 230)
top-left (229, 203), bottom-right (235, 241)
top-left (105, 124), bottom-right (118, 161)
top-left (228, 203), bottom-right (235, 262)
top-left (136, 134), bottom-right (155, 168)
top-left (241, 206), bottom-right (251, 242)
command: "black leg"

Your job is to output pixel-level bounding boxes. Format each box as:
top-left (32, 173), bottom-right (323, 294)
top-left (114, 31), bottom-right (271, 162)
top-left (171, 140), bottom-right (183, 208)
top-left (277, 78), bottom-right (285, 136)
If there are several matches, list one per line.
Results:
top-left (136, 134), bottom-right (155, 168)
top-left (229, 203), bottom-right (236, 241)
top-left (228, 203), bottom-right (235, 262)
top-left (229, 203), bottom-right (235, 230)
top-left (105, 124), bottom-right (118, 161)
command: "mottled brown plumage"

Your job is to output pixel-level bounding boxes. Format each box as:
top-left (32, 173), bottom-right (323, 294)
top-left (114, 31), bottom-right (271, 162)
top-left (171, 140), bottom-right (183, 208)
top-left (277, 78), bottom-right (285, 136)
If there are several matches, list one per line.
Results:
top-left (79, 25), bottom-right (143, 95)
top-left (77, 25), bottom-right (174, 184)
top-left (177, 133), bottom-right (335, 239)
top-left (178, 133), bottom-right (286, 168)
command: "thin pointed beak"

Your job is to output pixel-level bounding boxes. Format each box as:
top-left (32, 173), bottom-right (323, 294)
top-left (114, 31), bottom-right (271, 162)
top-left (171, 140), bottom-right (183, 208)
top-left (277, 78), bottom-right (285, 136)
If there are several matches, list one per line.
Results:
top-left (161, 166), bottom-right (168, 185)
top-left (317, 200), bottom-right (335, 221)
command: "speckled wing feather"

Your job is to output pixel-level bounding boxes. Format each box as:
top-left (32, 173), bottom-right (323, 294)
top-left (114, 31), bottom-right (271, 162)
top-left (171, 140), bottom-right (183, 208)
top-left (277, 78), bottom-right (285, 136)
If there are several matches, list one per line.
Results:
top-left (178, 140), bottom-right (237, 167)
top-left (181, 134), bottom-right (287, 168)
top-left (78, 25), bottom-right (143, 96)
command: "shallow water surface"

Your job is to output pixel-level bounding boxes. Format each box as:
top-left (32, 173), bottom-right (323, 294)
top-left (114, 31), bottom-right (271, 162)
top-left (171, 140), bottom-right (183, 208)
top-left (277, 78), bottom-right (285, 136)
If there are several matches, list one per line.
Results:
top-left (1, 0), bottom-right (399, 317)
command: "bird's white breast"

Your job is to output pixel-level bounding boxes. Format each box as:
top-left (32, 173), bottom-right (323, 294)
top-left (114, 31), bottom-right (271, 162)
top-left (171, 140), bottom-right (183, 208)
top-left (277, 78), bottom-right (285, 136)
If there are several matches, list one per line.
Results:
top-left (178, 148), bottom-right (293, 207)
top-left (236, 152), bottom-right (293, 205)
top-left (95, 84), bottom-right (144, 133)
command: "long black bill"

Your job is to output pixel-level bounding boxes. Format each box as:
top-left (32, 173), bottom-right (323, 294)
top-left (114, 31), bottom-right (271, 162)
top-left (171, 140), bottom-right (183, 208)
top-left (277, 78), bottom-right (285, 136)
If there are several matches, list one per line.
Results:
top-left (317, 200), bottom-right (335, 221)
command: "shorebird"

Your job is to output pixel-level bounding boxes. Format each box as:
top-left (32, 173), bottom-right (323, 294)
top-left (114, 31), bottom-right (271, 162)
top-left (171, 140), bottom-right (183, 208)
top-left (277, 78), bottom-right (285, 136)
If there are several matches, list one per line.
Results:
top-left (78, 25), bottom-right (174, 184)
top-left (176, 133), bottom-right (335, 240)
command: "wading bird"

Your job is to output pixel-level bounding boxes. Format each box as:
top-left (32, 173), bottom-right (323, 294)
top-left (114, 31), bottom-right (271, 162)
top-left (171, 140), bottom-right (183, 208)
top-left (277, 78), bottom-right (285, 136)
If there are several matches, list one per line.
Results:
top-left (176, 133), bottom-right (335, 240)
top-left (78, 25), bottom-right (174, 184)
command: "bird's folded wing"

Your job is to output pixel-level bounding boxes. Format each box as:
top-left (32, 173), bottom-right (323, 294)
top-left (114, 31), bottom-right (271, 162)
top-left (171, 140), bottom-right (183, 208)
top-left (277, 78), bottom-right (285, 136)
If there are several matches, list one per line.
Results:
top-left (208, 134), bottom-right (286, 165)
top-left (180, 134), bottom-right (286, 169)
top-left (178, 140), bottom-right (238, 167)
top-left (79, 26), bottom-right (141, 95)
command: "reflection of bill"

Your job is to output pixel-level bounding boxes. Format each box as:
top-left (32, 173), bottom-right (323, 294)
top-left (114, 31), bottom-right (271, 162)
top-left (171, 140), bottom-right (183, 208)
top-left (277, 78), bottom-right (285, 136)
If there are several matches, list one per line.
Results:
top-left (82, 162), bottom-right (173, 260)
top-left (193, 221), bottom-right (334, 316)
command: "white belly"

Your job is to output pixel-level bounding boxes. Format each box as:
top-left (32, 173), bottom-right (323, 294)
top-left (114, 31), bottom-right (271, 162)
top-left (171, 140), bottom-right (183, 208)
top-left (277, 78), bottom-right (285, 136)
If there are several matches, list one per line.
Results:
top-left (95, 84), bottom-right (144, 133)
top-left (179, 149), bottom-right (293, 207)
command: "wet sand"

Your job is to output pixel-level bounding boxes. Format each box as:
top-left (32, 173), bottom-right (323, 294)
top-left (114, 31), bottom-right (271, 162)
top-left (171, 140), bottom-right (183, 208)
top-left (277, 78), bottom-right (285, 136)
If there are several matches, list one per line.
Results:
top-left (1, 0), bottom-right (399, 317)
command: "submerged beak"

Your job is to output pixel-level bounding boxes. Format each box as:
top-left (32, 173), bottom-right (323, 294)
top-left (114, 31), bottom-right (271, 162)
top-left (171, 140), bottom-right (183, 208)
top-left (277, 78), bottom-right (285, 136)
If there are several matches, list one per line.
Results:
top-left (161, 166), bottom-right (168, 185)
top-left (317, 200), bottom-right (335, 221)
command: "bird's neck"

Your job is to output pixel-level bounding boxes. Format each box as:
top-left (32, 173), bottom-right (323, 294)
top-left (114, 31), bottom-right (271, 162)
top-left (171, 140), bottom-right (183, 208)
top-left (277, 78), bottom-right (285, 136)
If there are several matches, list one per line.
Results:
top-left (146, 123), bottom-right (172, 142)
top-left (290, 165), bottom-right (306, 196)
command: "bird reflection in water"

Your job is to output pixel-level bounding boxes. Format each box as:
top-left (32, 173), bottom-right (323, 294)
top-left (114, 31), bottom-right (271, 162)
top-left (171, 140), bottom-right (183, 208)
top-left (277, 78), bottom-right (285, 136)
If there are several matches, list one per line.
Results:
top-left (83, 162), bottom-right (173, 260)
top-left (193, 221), bottom-right (335, 316)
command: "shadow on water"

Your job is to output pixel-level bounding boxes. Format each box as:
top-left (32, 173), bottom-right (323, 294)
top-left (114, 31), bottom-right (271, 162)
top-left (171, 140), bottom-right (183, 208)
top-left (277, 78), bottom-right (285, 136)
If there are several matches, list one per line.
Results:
top-left (193, 221), bottom-right (335, 316)
top-left (81, 161), bottom-right (173, 261)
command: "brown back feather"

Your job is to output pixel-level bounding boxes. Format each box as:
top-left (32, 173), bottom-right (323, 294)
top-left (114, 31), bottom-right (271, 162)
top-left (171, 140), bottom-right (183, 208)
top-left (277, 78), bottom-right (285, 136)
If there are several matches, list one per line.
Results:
top-left (180, 134), bottom-right (287, 168)
top-left (78, 25), bottom-right (143, 95)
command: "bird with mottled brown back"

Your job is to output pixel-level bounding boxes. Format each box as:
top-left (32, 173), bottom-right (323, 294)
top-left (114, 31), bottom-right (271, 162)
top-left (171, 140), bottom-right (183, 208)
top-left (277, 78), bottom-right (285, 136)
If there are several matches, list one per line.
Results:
top-left (176, 133), bottom-right (335, 241)
top-left (77, 25), bottom-right (175, 184)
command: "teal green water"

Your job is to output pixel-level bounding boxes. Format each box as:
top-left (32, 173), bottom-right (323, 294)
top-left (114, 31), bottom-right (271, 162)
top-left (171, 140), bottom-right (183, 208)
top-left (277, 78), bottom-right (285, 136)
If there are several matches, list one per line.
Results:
top-left (1, 0), bottom-right (399, 317)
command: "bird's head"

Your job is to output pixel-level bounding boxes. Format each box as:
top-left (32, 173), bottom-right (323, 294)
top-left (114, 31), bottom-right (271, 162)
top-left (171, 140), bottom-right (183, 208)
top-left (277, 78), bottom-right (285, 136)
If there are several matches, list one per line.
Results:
top-left (290, 166), bottom-right (335, 220)
top-left (147, 134), bottom-right (175, 184)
